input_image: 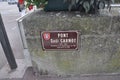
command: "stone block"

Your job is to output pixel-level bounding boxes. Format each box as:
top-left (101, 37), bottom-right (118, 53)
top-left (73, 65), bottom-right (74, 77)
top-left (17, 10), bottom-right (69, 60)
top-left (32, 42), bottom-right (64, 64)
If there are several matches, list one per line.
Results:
top-left (21, 10), bottom-right (120, 75)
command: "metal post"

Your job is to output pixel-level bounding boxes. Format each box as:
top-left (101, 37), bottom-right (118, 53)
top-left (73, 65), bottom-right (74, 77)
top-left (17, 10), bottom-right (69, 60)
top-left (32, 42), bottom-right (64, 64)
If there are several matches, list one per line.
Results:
top-left (0, 14), bottom-right (17, 69)
top-left (17, 19), bottom-right (28, 49)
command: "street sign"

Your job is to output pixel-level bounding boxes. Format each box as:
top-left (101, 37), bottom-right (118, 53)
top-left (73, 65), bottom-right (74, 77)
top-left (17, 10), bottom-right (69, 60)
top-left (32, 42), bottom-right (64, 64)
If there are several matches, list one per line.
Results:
top-left (41, 31), bottom-right (79, 50)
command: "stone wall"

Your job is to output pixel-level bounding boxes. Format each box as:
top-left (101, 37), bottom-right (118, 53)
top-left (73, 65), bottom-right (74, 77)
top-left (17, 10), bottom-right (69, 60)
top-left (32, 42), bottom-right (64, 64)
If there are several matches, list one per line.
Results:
top-left (22, 10), bottom-right (120, 75)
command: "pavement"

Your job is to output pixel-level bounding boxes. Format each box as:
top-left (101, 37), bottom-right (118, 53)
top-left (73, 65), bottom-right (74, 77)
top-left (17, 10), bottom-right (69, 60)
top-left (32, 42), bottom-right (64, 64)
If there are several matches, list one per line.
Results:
top-left (0, 2), bottom-right (29, 79)
top-left (1, 67), bottom-right (120, 80)
top-left (23, 70), bottom-right (120, 80)
top-left (0, 2), bottom-right (24, 59)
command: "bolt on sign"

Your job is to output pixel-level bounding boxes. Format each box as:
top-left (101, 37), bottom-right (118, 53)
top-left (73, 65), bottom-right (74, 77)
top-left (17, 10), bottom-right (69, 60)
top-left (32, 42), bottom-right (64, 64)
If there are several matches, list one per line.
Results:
top-left (41, 31), bottom-right (79, 50)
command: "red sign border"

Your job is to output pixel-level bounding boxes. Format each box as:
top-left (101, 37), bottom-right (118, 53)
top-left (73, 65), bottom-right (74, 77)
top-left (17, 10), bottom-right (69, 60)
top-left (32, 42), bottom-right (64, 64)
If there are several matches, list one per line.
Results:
top-left (41, 31), bottom-right (80, 51)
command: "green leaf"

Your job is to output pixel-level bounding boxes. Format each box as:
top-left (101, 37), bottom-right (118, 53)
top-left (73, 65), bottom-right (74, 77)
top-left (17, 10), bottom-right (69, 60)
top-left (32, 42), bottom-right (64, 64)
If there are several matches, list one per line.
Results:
top-left (83, 1), bottom-right (90, 13)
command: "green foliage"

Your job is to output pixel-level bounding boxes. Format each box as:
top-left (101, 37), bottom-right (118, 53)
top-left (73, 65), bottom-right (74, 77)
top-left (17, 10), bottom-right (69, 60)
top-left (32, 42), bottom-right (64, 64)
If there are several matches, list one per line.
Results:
top-left (83, 1), bottom-right (90, 13)
top-left (64, 0), bottom-right (79, 11)
top-left (64, 0), bottom-right (91, 13)
top-left (115, 0), bottom-right (120, 3)
top-left (64, 0), bottom-right (114, 13)
top-left (25, 0), bottom-right (47, 8)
